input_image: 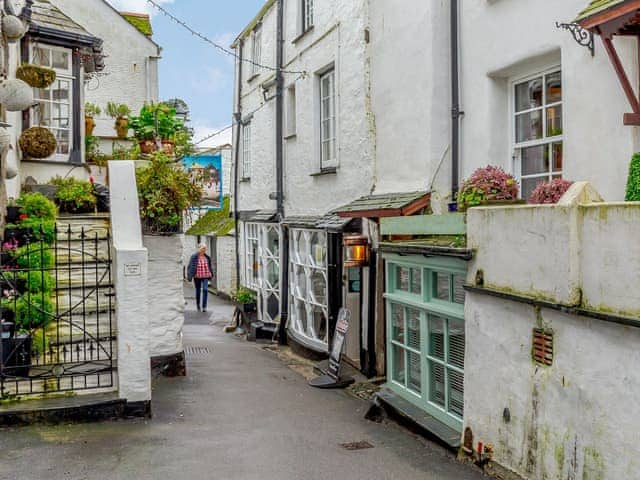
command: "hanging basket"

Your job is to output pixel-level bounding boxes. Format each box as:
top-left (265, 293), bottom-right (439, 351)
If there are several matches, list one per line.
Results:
top-left (0, 79), bottom-right (34, 111)
top-left (16, 64), bottom-right (57, 89)
top-left (19, 127), bottom-right (57, 159)
top-left (2, 15), bottom-right (25, 43)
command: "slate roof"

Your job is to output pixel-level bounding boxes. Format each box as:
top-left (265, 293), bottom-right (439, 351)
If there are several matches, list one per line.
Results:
top-left (575, 0), bottom-right (627, 22)
top-left (282, 214), bottom-right (353, 232)
top-left (333, 191), bottom-right (430, 217)
top-left (31, 0), bottom-right (94, 38)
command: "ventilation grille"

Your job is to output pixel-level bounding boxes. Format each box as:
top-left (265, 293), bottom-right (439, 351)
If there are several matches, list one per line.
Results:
top-left (533, 329), bottom-right (553, 366)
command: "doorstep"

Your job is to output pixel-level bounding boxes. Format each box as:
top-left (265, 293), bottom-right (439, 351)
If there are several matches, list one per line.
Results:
top-left (0, 391), bottom-right (150, 427)
top-left (373, 387), bottom-right (461, 450)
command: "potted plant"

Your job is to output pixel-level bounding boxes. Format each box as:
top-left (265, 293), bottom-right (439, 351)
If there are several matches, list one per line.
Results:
top-left (528, 179), bottom-right (573, 204)
top-left (457, 165), bottom-right (520, 211)
top-left (84, 102), bottom-right (101, 137)
top-left (6, 198), bottom-right (20, 224)
top-left (233, 287), bottom-right (257, 313)
top-left (156, 104), bottom-right (185, 156)
top-left (106, 102), bottom-right (132, 139)
top-left (50, 176), bottom-right (97, 214)
top-left (136, 152), bottom-right (202, 234)
top-left (129, 104), bottom-right (159, 154)
top-left (19, 126), bottom-right (57, 159)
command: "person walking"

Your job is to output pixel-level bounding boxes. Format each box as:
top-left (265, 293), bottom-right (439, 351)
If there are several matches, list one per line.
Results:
top-left (187, 243), bottom-right (214, 312)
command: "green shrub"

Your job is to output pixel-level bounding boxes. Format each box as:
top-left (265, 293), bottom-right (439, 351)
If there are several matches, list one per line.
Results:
top-left (51, 176), bottom-right (97, 213)
top-left (21, 218), bottom-right (55, 244)
top-left (17, 271), bottom-right (54, 293)
top-left (17, 192), bottom-right (57, 221)
top-left (10, 293), bottom-right (55, 330)
top-left (232, 287), bottom-right (256, 305)
top-left (625, 153), bottom-right (640, 201)
top-left (15, 245), bottom-right (54, 270)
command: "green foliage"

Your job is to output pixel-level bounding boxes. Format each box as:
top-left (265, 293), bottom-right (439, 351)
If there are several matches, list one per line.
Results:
top-left (21, 219), bottom-right (55, 244)
top-left (15, 245), bottom-right (54, 270)
top-left (186, 197), bottom-right (233, 236)
top-left (129, 103), bottom-right (187, 143)
top-left (457, 165), bottom-right (519, 211)
top-left (10, 293), bottom-right (55, 330)
top-left (16, 192), bottom-right (57, 221)
top-left (51, 176), bottom-right (97, 213)
top-left (232, 287), bottom-right (256, 305)
top-left (106, 101), bottom-right (131, 118)
top-left (85, 134), bottom-right (106, 166)
top-left (17, 271), bottom-right (55, 293)
top-left (84, 102), bottom-right (101, 117)
top-left (136, 153), bottom-right (202, 233)
top-left (625, 153), bottom-right (640, 201)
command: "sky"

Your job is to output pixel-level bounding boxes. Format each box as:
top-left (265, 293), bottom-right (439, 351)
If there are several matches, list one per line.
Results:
top-left (105, 0), bottom-right (266, 148)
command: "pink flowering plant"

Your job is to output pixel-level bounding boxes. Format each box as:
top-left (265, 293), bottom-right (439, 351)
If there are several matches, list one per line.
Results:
top-left (528, 179), bottom-right (573, 204)
top-left (457, 165), bottom-right (519, 211)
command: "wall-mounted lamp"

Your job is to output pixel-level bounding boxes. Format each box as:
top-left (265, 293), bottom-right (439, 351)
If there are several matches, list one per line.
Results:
top-left (344, 235), bottom-right (369, 267)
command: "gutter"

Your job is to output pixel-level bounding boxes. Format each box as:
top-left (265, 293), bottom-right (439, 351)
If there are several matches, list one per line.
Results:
top-left (451, 0), bottom-right (462, 201)
top-left (233, 40), bottom-right (244, 293)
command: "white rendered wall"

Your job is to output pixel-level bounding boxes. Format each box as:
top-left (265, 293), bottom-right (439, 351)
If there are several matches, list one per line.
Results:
top-left (216, 235), bottom-right (237, 297)
top-left (459, 0), bottom-right (639, 201)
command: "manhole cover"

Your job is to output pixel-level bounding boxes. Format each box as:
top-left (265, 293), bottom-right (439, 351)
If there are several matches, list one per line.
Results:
top-left (185, 346), bottom-right (211, 357)
top-left (340, 441), bottom-right (374, 451)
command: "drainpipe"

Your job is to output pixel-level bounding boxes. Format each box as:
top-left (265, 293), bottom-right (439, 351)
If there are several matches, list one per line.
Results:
top-left (451, 0), bottom-right (462, 201)
top-left (275, 0), bottom-right (288, 344)
top-left (233, 40), bottom-right (244, 293)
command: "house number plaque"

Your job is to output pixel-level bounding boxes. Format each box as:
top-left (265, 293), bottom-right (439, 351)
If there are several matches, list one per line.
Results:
top-left (124, 263), bottom-right (142, 276)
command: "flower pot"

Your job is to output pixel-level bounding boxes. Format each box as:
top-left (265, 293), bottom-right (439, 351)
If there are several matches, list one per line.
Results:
top-left (240, 302), bottom-right (257, 314)
top-left (4, 227), bottom-right (30, 246)
top-left (6, 206), bottom-right (21, 224)
top-left (85, 115), bottom-right (96, 137)
top-left (139, 139), bottom-right (157, 155)
top-left (161, 140), bottom-right (175, 156)
top-left (1, 334), bottom-right (31, 377)
top-left (115, 117), bottom-right (129, 139)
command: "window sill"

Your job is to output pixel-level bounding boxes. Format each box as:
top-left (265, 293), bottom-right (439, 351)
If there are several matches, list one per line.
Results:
top-left (292, 26), bottom-right (314, 44)
top-left (284, 133), bottom-right (297, 140)
top-left (21, 158), bottom-right (82, 166)
top-left (310, 167), bottom-right (337, 177)
top-left (239, 177), bottom-right (251, 183)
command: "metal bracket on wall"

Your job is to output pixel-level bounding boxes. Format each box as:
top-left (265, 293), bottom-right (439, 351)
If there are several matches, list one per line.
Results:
top-left (556, 22), bottom-right (595, 57)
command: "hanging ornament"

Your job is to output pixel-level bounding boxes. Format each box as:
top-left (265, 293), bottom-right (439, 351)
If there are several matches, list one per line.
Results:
top-left (2, 15), bottom-right (25, 43)
top-left (19, 126), bottom-right (57, 159)
top-left (0, 79), bottom-right (34, 111)
top-left (5, 154), bottom-right (18, 180)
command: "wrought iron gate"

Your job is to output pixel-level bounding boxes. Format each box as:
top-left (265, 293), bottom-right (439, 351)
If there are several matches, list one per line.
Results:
top-left (0, 223), bottom-right (115, 398)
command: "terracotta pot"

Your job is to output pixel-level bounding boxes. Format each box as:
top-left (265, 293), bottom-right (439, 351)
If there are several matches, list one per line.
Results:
top-left (139, 139), bottom-right (157, 154)
top-left (115, 117), bottom-right (129, 139)
top-left (85, 115), bottom-right (96, 137)
top-left (161, 140), bottom-right (175, 156)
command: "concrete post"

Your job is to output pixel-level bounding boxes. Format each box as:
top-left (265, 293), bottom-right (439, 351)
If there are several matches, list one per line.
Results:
top-left (109, 161), bottom-right (151, 404)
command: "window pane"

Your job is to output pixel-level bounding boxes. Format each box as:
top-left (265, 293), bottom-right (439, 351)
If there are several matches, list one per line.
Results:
top-left (33, 47), bottom-right (51, 67)
top-left (449, 318), bottom-right (465, 369)
top-left (433, 272), bottom-right (449, 301)
top-left (294, 265), bottom-right (307, 298)
top-left (453, 275), bottom-right (465, 304)
top-left (521, 145), bottom-right (549, 176)
top-left (309, 270), bottom-right (326, 305)
top-left (392, 344), bottom-right (405, 385)
top-left (396, 266), bottom-right (410, 291)
top-left (311, 307), bottom-right (327, 341)
top-left (522, 177), bottom-right (544, 202)
top-left (428, 315), bottom-right (445, 360)
top-left (546, 71), bottom-right (562, 104)
top-left (52, 50), bottom-right (69, 70)
top-left (448, 369), bottom-right (464, 418)
top-left (55, 129), bottom-right (70, 154)
top-left (407, 308), bottom-right (420, 350)
top-left (552, 142), bottom-right (563, 172)
top-left (429, 361), bottom-right (445, 407)
top-left (52, 80), bottom-right (70, 101)
top-left (408, 351), bottom-right (421, 393)
top-left (515, 77), bottom-right (542, 112)
top-left (410, 268), bottom-right (422, 295)
top-left (546, 105), bottom-right (562, 137)
top-left (391, 303), bottom-right (404, 342)
top-left (516, 110), bottom-right (543, 143)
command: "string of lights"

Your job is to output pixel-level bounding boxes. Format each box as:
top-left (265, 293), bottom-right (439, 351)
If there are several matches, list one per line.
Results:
top-left (145, 0), bottom-right (306, 75)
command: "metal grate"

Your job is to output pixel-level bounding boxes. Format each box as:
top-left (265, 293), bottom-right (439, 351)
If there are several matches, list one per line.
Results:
top-left (185, 346), bottom-right (211, 357)
top-left (340, 441), bottom-right (374, 451)
top-left (533, 329), bottom-right (554, 366)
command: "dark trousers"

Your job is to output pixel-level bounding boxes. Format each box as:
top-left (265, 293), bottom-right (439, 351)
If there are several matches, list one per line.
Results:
top-left (194, 278), bottom-right (209, 310)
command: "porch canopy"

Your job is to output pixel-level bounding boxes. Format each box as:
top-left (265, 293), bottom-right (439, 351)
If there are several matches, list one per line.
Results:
top-left (577, 0), bottom-right (640, 125)
top-left (333, 191), bottom-right (431, 219)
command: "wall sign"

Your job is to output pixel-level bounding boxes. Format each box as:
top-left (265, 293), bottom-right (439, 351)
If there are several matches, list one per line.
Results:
top-left (124, 263), bottom-right (141, 276)
top-left (183, 153), bottom-right (223, 210)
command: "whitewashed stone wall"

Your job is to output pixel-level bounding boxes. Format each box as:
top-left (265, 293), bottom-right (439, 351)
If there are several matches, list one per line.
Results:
top-left (464, 191), bottom-right (640, 479)
top-left (143, 234), bottom-right (185, 358)
top-left (216, 235), bottom-right (237, 297)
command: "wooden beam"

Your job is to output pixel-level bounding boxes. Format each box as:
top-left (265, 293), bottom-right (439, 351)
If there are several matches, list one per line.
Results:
top-left (623, 113), bottom-right (640, 125)
top-left (601, 35), bottom-right (640, 113)
top-left (579, 0), bottom-right (640, 30)
top-left (400, 194), bottom-right (431, 216)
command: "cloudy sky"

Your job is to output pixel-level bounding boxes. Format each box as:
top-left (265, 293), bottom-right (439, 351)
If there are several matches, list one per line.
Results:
top-left (106, 0), bottom-right (265, 147)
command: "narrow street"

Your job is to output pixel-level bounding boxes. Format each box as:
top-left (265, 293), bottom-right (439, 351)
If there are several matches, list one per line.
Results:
top-left (0, 288), bottom-right (488, 480)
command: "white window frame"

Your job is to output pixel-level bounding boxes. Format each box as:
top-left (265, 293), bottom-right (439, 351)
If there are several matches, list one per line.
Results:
top-left (319, 69), bottom-right (337, 169)
top-left (285, 84), bottom-right (297, 137)
top-left (242, 122), bottom-right (251, 179)
top-left (29, 44), bottom-right (75, 162)
top-left (301, 0), bottom-right (314, 33)
top-left (510, 66), bottom-right (563, 200)
top-left (244, 223), bottom-right (260, 290)
top-left (251, 28), bottom-right (261, 77)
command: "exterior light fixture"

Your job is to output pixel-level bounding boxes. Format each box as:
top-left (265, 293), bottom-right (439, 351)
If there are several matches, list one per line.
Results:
top-left (344, 235), bottom-right (369, 267)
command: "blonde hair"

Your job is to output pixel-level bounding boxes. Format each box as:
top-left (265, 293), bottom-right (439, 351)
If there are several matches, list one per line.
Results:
top-left (198, 243), bottom-right (207, 250)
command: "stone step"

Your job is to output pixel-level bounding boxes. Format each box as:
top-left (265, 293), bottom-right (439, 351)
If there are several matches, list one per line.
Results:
top-left (55, 220), bottom-right (111, 242)
top-left (53, 264), bottom-right (112, 288)
top-left (46, 313), bottom-right (116, 345)
top-left (55, 289), bottom-right (115, 316)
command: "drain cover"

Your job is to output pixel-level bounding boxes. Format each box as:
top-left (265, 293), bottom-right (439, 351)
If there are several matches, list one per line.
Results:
top-left (185, 346), bottom-right (211, 356)
top-left (340, 441), bottom-right (374, 451)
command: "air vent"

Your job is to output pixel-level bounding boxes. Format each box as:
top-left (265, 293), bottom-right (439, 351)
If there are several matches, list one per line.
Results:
top-left (532, 329), bottom-right (553, 366)
top-left (185, 346), bottom-right (211, 357)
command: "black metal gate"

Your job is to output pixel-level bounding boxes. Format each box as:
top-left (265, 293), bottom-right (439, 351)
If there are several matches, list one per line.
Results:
top-left (0, 224), bottom-right (115, 398)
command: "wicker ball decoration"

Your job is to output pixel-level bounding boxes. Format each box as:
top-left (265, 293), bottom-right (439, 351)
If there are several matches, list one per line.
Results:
top-left (2, 15), bottom-right (25, 42)
top-left (0, 78), bottom-right (34, 111)
top-left (16, 64), bottom-right (57, 89)
top-left (19, 127), bottom-right (57, 159)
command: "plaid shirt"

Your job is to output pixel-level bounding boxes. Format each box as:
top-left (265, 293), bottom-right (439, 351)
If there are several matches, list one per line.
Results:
top-left (195, 255), bottom-right (211, 279)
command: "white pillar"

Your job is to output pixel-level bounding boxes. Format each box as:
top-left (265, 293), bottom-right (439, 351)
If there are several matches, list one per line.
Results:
top-left (109, 161), bottom-right (151, 403)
